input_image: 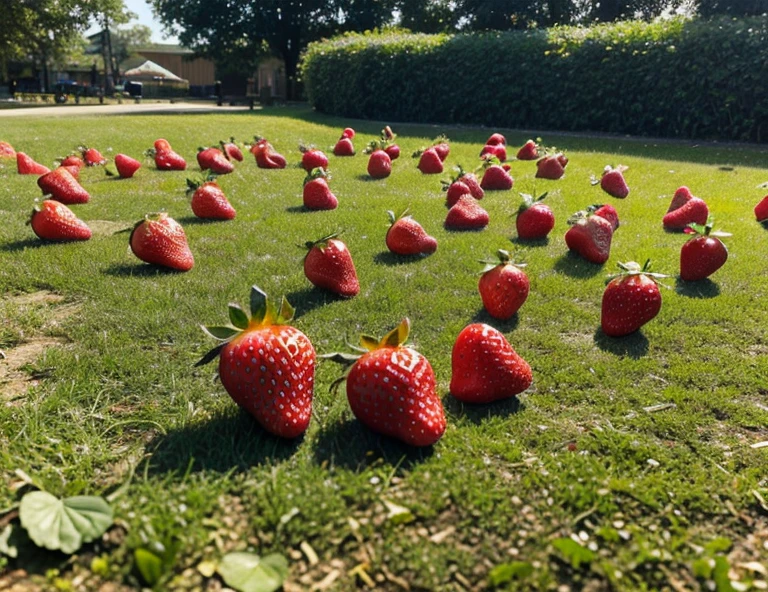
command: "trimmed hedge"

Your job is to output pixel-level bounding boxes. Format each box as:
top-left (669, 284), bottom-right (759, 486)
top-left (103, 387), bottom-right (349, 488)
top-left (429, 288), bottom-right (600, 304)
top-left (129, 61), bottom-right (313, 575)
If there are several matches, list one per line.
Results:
top-left (301, 18), bottom-right (768, 143)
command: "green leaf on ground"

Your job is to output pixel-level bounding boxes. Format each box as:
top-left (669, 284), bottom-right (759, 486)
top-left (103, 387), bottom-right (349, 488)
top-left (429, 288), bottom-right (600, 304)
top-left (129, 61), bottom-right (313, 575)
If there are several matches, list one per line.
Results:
top-left (218, 552), bottom-right (288, 592)
top-left (552, 537), bottom-right (595, 569)
top-left (488, 561), bottom-right (534, 585)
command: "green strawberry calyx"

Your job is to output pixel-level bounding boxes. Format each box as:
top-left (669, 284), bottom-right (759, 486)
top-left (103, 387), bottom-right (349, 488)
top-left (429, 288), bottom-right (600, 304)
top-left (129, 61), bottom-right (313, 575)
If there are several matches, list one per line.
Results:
top-left (479, 249), bottom-right (527, 274)
top-left (516, 191), bottom-right (549, 216)
top-left (606, 260), bottom-right (671, 284)
top-left (185, 173), bottom-right (219, 194)
top-left (195, 285), bottom-right (295, 367)
top-left (301, 231), bottom-right (343, 253)
top-left (387, 208), bottom-right (411, 226)
top-left (364, 139), bottom-right (390, 155)
top-left (684, 216), bottom-right (732, 239)
top-left (298, 143), bottom-right (318, 154)
top-left (479, 154), bottom-right (502, 169)
top-left (303, 167), bottom-right (330, 186)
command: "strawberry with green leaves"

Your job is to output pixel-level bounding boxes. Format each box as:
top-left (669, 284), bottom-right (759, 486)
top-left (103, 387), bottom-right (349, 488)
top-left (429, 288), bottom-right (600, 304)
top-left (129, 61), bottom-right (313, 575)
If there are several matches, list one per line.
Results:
top-left (386, 209), bottom-right (437, 256)
top-left (450, 323), bottom-right (532, 404)
top-left (381, 126), bottom-right (400, 160)
top-left (601, 260), bottom-right (668, 337)
top-left (536, 153), bottom-right (568, 180)
top-left (187, 176), bottom-right (236, 220)
top-left (303, 168), bottom-right (338, 210)
top-left (679, 217), bottom-right (730, 281)
top-left (480, 156), bottom-right (513, 191)
top-left (303, 233), bottom-right (360, 297)
top-left (196, 286), bottom-right (315, 439)
top-left (432, 135), bottom-right (450, 161)
top-left (414, 147), bottom-right (443, 175)
top-left (445, 195), bottom-right (489, 230)
top-left (113, 153), bottom-right (142, 178)
top-left (565, 209), bottom-right (613, 264)
top-left (59, 154), bottom-right (84, 169)
top-left (148, 138), bottom-right (187, 171)
top-left (129, 213), bottom-right (194, 271)
top-left (220, 138), bottom-right (244, 162)
top-left (367, 149), bottom-right (392, 179)
top-left (443, 179), bottom-right (471, 207)
top-left (516, 192), bottom-right (554, 240)
top-left (300, 144), bottom-right (329, 172)
top-left (16, 152), bottom-right (50, 175)
top-left (754, 195), bottom-right (768, 222)
top-left (197, 146), bottom-right (234, 175)
top-left (588, 203), bottom-right (619, 231)
top-left (37, 167), bottom-right (90, 204)
top-left (79, 145), bottom-right (107, 166)
top-left (478, 249), bottom-right (529, 320)
top-left (515, 139), bottom-right (539, 161)
top-left (323, 318), bottom-right (446, 447)
top-left (599, 164), bottom-right (629, 198)
top-left (663, 186), bottom-right (709, 230)
top-left (333, 128), bottom-right (355, 156)
top-left (29, 200), bottom-right (91, 242)
top-left (480, 143), bottom-right (507, 162)
top-left (250, 137), bottom-right (287, 169)
top-left (486, 133), bottom-right (506, 146)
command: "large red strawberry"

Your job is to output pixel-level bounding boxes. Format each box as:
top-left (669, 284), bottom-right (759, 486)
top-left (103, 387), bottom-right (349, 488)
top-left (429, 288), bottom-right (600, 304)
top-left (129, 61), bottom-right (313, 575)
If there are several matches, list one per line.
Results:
top-left (663, 188), bottom-right (709, 230)
top-left (599, 165), bottom-right (629, 198)
top-left (667, 186), bottom-right (694, 213)
top-left (679, 218), bottom-right (730, 281)
top-left (79, 145), bottom-right (107, 166)
top-left (755, 195), bottom-right (768, 222)
top-left (196, 285), bottom-right (315, 439)
top-left (367, 149), bottom-right (392, 179)
top-left (250, 137), bottom-right (287, 169)
top-left (480, 158), bottom-right (514, 191)
top-left (59, 154), bottom-right (84, 169)
top-left (0, 141), bottom-right (16, 159)
top-left (29, 199), bottom-right (91, 242)
top-left (516, 192), bottom-right (555, 240)
top-left (220, 138), bottom-right (244, 161)
top-left (486, 133), bottom-right (506, 146)
top-left (515, 139), bottom-right (539, 161)
top-left (300, 144), bottom-right (329, 172)
top-left (149, 139), bottom-right (187, 171)
top-left (445, 195), bottom-right (489, 230)
top-left (324, 318), bottom-right (445, 446)
top-left (386, 209), bottom-right (437, 256)
top-left (432, 135), bottom-right (450, 161)
top-left (385, 143), bottom-right (401, 160)
top-left (197, 147), bottom-right (234, 174)
top-left (37, 167), bottom-right (90, 204)
top-left (443, 166), bottom-right (484, 203)
top-left (478, 250), bottom-right (529, 320)
top-left (588, 203), bottom-right (619, 231)
top-left (480, 144), bottom-right (507, 162)
top-left (113, 153), bottom-right (142, 178)
top-left (536, 154), bottom-right (567, 180)
top-left (17, 152), bottom-right (50, 175)
top-left (129, 213), bottom-right (194, 271)
top-left (444, 180), bottom-right (471, 207)
top-left (601, 260), bottom-right (668, 337)
top-left (415, 147), bottom-right (443, 174)
top-left (450, 323), bottom-right (532, 404)
top-left (342, 127), bottom-right (356, 139)
top-left (187, 176), bottom-right (236, 220)
top-left (333, 131), bottom-right (355, 156)
top-left (565, 210), bottom-right (614, 264)
top-left (458, 169), bottom-right (484, 199)
top-left (303, 168), bottom-right (338, 210)
top-left (303, 234), bottom-right (360, 297)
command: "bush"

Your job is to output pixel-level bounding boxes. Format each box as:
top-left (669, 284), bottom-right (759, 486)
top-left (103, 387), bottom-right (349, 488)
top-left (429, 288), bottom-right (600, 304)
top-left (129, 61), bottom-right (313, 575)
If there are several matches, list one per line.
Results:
top-left (301, 18), bottom-right (768, 143)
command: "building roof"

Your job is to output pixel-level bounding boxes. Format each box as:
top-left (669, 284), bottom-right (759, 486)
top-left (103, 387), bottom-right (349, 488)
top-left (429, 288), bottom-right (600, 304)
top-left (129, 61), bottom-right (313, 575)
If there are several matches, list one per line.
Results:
top-left (136, 44), bottom-right (195, 55)
top-left (123, 60), bottom-right (185, 81)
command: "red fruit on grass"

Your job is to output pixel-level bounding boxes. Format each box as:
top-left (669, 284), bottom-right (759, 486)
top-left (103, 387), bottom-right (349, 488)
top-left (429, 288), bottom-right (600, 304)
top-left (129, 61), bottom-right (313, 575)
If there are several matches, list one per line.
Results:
top-left (600, 165), bottom-right (629, 198)
top-left (187, 177), bottom-right (236, 220)
top-left (480, 161), bottom-right (514, 191)
top-left (80, 146), bottom-right (107, 166)
top-left (755, 195), bottom-right (768, 222)
top-left (114, 153), bottom-right (142, 178)
top-left (432, 136), bottom-right (450, 161)
top-left (196, 285), bottom-right (315, 439)
top-left (154, 138), bottom-right (173, 152)
top-left (367, 149), bottom-right (392, 179)
top-left (589, 203), bottom-right (619, 231)
top-left (17, 152), bottom-right (50, 175)
top-left (37, 167), bottom-right (90, 204)
top-left (601, 260), bottom-right (668, 337)
top-left (60, 155), bottom-right (84, 169)
top-left (516, 192), bottom-right (555, 240)
top-left (250, 137), bottom-right (287, 169)
top-left (478, 249), bottom-right (529, 320)
top-left (416, 147), bottom-right (444, 175)
top-left (197, 147), bottom-right (234, 175)
top-left (333, 136), bottom-right (355, 156)
top-left (480, 144), bottom-right (507, 162)
top-left (385, 209), bottom-right (438, 256)
top-left (663, 195), bottom-right (709, 230)
top-left (667, 186), bottom-right (694, 212)
top-left (324, 318), bottom-right (445, 446)
top-left (384, 144), bottom-right (400, 160)
top-left (149, 139), bottom-right (187, 171)
top-left (129, 212), bottom-right (194, 271)
top-left (445, 195), bottom-right (489, 230)
top-left (220, 138), bottom-right (244, 161)
top-left (679, 218), bottom-right (730, 281)
top-left (486, 133), bottom-right (506, 146)
top-left (300, 144), bottom-right (329, 172)
top-left (0, 141), bottom-right (16, 158)
top-left (450, 322), bottom-right (532, 404)
top-left (303, 234), bottom-right (360, 297)
top-left (444, 180), bottom-right (471, 207)
top-left (460, 171), bottom-right (484, 199)
top-left (516, 139), bottom-right (539, 160)
top-left (61, 164), bottom-right (81, 180)
top-left (565, 210), bottom-right (614, 264)
top-left (303, 168), bottom-right (338, 210)
top-left (29, 199), bottom-right (91, 241)
top-left (536, 154), bottom-right (566, 180)
top-left (342, 127), bottom-right (356, 139)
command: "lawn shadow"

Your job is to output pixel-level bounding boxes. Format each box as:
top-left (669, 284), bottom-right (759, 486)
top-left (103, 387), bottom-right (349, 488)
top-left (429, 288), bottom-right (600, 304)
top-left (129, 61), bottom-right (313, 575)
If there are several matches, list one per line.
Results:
top-left (104, 262), bottom-right (187, 277)
top-left (442, 394), bottom-right (524, 425)
top-left (471, 308), bottom-right (520, 332)
top-left (312, 418), bottom-right (436, 471)
top-left (146, 407), bottom-right (301, 474)
top-left (510, 236), bottom-right (550, 248)
top-left (373, 250), bottom-right (433, 266)
top-left (0, 238), bottom-right (51, 252)
top-left (593, 327), bottom-right (649, 358)
top-left (553, 252), bottom-right (605, 278)
top-left (286, 286), bottom-right (346, 318)
top-left (674, 277), bottom-right (720, 299)
top-left (175, 215), bottom-right (234, 226)
top-left (356, 174), bottom-right (381, 182)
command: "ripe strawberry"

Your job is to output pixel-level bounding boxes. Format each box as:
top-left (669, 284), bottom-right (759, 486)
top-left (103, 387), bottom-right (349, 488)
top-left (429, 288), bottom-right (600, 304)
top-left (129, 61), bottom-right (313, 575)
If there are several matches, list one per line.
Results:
top-left (755, 195), bottom-right (768, 222)
top-left (303, 168), bottom-right (338, 210)
top-left (385, 144), bottom-right (400, 160)
top-left (478, 250), bottom-right (529, 320)
top-left (148, 139), bottom-right (187, 171)
top-left (300, 144), bottom-right (329, 172)
top-left (154, 138), bottom-right (173, 152)
top-left (129, 213), bottom-right (194, 271)
top-left (324, 318), bottom-right (445, 446)
top-left (187, 177), bottom-right (236, 220)
top-left (588, 203), bottom-right (619, 231)
top-left (601, 260), bottom-right (668, 337)
top-left (480, 144), bottom-right (507, 161)
top-left (333, 136), bottom-right (355, 156)
top-left (386, 209), bottom-right (438, 256)
top-left (80, 146), bottom-right (107, 166)
top-left (367, 149), bottom-right (392, 179)
top-left (480, 159), bottom-right (514, 191)
top-left (516, 192), bottom-right (555, 240)
top-left (220, 138), bottom-right (244, 161)
top-left (196, 285), bottom-right (315, 439)
top-left (197, 147), bottom-right (234, 174)
top-left (444, 180), bottom-right (471, 207)
top-left (0, 141), bottom-right (16, 158)
top-left (515, 139), bottom-right (539, 161)
top-left (59, 154), bottom-right (84, 169)
top-left (432, 136), bottom-right (450, 161)
top-left (29, 199), bottom-right (91, 242)
top-left (679, 218), bottom-right (730, 281)
top-left (61, 164), bottom-right (81, 180)
top-left (600, 165), bottom-right (629, 198)
top-left (486, 133), bottom-right (506, 146)
top-left (37, 167), bottom-right (90, 204)
top-left (450, 323), bottom-right (532, 403)
top-left (565, 210), bottom-right (614, 264)
top-left (459, 170), bottom-right (484, 199)
top-left (250, 137), bottom-right (286, 169)
top-left (667, 186), bottom-right (694, 213)
top-left (415, 147), bottom-right (444, 174)
top-left (17, 152), bottom-right (50, 175)
top-left (303, 234), bottom-right (360, 297)
top-left (536, 154), bottom-right (567, 180)
top-left (445, 195), bottom-right (489, 230)
top-left (663, 194), bottom-right (709, 231)
top-left (342, 127), bottom-right (356, 139)
top-left (114, 153), bottom-right (142, 178)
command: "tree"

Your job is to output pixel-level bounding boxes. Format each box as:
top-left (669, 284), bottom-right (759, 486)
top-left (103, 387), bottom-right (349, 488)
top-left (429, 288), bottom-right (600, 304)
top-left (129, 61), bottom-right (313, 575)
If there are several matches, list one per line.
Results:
top-left (395, 0), bottom-right (460, 33)
top-left (696, 0), bottom-right (768, 15)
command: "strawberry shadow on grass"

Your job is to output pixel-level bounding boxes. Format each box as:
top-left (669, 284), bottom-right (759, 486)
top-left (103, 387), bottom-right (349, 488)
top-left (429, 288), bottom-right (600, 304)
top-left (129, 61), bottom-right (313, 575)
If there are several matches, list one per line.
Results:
top-left (441, 394), bottom-right (523, 425)
top-left (176, 215), bottom-right (235, 226)
top-left (593, 328), bottom-right (649, 359)
top-left (104, 262), bottom-right (190, 277)
top-left (674, 277), bottom-right (720, 299)
top-left (553, 252), bottom-right (605, 278)
top-left (510, 236), bottom-right (550, 248)
top-left (373, 251), bottom-right (434, 266)
top-left (472, 308), bottom-right (520, 332)
top-left (286, 286), bottom-right (349, 319)
top-left (0, 238), bottom-right (54, 252)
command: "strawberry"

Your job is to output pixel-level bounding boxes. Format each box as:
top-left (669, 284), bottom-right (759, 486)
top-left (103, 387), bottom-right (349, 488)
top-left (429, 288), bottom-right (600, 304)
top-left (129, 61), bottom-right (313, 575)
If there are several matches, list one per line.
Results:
top-left (601, 260), bottom-right (668, 337)
top-left (385, 144), bottom-right (401, 160)
top-left (444, 166), bottom-right (484, 201)
top-left (196, 285), bottom-right (315, 439)
top-left (37, 167), bottom-right (90, 204)
top-left (250, 137), bottom-right (286, 169)
top-left (536, 154), bottom-right (567, 180)
top-left (324, 318), bottom-right (445, 447)
top-left (515, 139), bottom-right (539, 161)
top-left (17, 152), bottom-right (50, 175)
top-left (61, 164), bottom-right (81, 180)
top-left (342, 127), bottom-right (356, 139)
top-left (303, 233), bottom-right (360, 297)
top-left (486, 133), bottom-right (507, 146)
top-left (679, 218), bottom-right (730, 281)
top-left (450, 323), bottom-right (532, 403)
top-left (303, 168), bottom-right (338, 210)
top-left (588, 203), bottom-right (619, 231)
top-left (600, 165), bottom-right (629, 198)
top-left (415, 147), bottom-right (444, 175)
top-left (432, 135), bottom-right (450, 161)
top-left (220, 138), bottom-right (244, 161)
top-left (444, 180), bottom-right (471, 207)
top-left (333, 136), bottom-right (355, 156)
top-left (663, 194), bottom-right (709, 231)
top-left (154, 138), bottom-right (173, 153)
top-left (516, 192), bottom-right (555, 240)
top-left (148, 139), bottom-right (187, 171)
top-left (59, 154), bottom-right (84, 169)
top-left (667, 186), bottom-right (694, 213)
top-left (480, 158), bottom-right (514, 191)
top-left (129, 213), bottom-right (194, 271)
top-left (445, 195), bottom-right (489, 230)
top-left (0, 141), bottom-right (16, 158)
top-left (197, 147), bottom-right (234, 174)
top-left (79, 145), bottom-right (107, 166)
top-left (755, 195), bottom-right (768, 222)
top-left (300, 144), bottom-right (329, 172)
top-left (565, 210), bottom-right (614, 264)
top-left (367, 149), bottom-right (392, 179)
top-left (385, 209), bottom-right (438, 256)
top-left (478, 250), bottom-right (529, 320)
top-left (113, 153), bottom-right (142, 178)
top-left (480, 144), bottom-right (507, 162)
top-left (187, 176), bottom-right (236, 220)
top-left (29, 199), bottom-right (91, 242)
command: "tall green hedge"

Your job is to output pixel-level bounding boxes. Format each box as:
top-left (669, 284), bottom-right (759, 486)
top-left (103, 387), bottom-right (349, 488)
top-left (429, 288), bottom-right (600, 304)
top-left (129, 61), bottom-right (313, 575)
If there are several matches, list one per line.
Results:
top-left (300, 18), bottom-right (768, 143)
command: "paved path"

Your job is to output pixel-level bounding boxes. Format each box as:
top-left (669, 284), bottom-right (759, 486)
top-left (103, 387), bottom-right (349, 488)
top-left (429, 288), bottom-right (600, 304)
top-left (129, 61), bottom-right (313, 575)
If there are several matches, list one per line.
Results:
top-left (0, 101), bottom-right (254, 118)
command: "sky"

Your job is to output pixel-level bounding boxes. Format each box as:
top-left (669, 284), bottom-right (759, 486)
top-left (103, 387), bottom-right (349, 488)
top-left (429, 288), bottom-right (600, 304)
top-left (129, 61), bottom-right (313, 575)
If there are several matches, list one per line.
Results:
top-left (121, 0), bottom-right (179, 44)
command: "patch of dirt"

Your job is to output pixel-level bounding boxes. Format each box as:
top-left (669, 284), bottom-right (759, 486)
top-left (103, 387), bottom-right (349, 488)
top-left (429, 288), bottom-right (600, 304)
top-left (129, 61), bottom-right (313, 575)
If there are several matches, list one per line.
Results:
top-left (87, 220), bottom-right (132, 236)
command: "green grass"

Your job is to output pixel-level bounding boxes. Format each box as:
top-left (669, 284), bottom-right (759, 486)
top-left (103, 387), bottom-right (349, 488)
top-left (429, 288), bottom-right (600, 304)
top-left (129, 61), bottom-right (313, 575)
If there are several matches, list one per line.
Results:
top-left (1, 105), bottom-right (767, 591)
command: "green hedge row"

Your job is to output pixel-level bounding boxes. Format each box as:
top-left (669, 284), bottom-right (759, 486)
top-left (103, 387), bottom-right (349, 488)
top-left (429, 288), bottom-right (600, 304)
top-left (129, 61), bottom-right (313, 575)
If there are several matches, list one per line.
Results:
top-left (300, 18), bottom-right (768, 143)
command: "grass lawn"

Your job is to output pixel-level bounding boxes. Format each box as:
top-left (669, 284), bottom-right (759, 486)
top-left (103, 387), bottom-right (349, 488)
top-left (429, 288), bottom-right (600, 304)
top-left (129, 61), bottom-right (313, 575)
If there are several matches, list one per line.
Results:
top-left (1, 105), bottom-right (767, 591)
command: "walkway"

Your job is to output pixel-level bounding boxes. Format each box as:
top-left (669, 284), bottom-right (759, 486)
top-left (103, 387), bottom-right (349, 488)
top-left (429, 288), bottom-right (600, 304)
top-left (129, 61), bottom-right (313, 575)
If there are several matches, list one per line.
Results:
top-left (0, 101), bottom-right (254, 118)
